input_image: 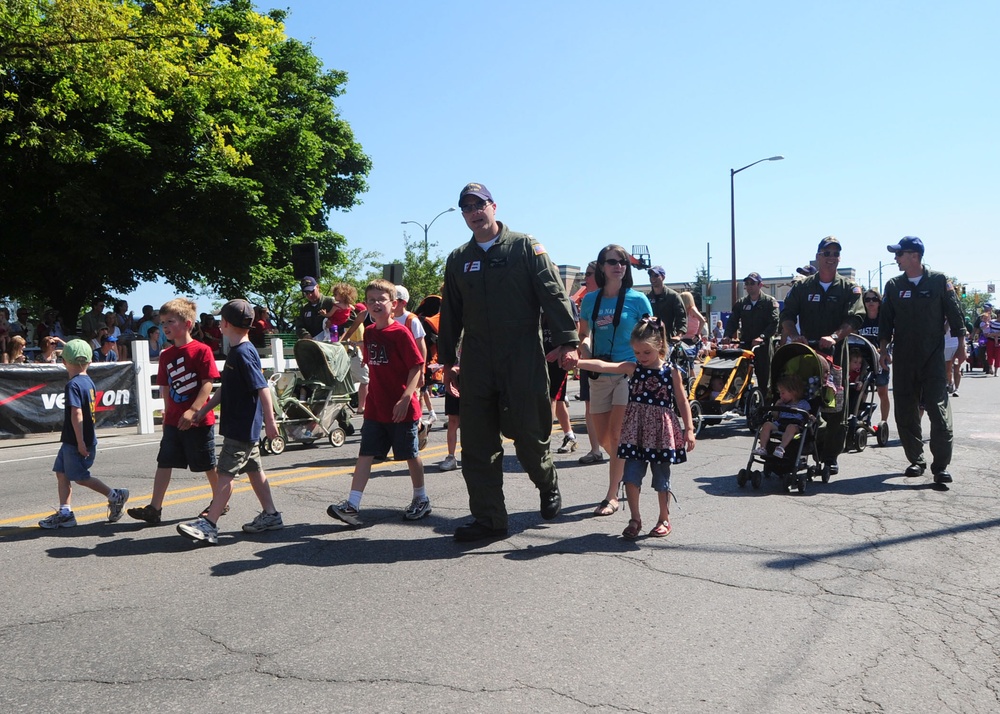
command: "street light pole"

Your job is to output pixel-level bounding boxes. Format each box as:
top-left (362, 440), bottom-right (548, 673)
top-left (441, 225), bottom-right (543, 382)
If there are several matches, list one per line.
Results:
top-left (401, 207), bottom-right (457, 257)
top-left (730, 155), bottom-right (784, 307)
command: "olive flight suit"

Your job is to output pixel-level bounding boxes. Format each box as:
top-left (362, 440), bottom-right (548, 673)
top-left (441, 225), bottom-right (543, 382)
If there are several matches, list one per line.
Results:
top-left (879, 267), bottom-right (966, 471)
top-left (438, 223), bottom-right (579, 530)
top-left (724, 292), bottom-right (780, 393)
top-left (779, 274), bottom-right (864, 463)
top-left (648, 288), bottom-right (687, 340)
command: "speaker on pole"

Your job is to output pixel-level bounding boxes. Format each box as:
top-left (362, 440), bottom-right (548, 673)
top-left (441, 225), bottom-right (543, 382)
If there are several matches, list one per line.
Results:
top-left (291, 242), bottom-right (321, 280)
top-left (383, 263), bottom-right (404, 285)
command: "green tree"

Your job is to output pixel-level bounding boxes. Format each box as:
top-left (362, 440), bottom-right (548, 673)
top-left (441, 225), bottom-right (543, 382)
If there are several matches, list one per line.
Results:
top-left (0, 0), bottom-right (370, 329)
top-left (395, 232), bottom-right (446, 309)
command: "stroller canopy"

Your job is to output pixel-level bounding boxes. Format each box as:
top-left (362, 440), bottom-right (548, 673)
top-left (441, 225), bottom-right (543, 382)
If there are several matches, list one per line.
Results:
top-left (293, 339), bottom-right (352, 385)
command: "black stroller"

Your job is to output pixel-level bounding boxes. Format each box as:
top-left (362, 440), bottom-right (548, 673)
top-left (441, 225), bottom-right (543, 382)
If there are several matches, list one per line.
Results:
top-left (260, 340), bottom-right (357, 454)
top-left (844, 334), bottom-right (889, 451)
top-left (737, 342), bottom-right (827, 493)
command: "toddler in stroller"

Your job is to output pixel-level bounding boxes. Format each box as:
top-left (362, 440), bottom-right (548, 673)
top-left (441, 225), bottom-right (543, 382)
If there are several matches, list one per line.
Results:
top-left (737, 342), bottom-right (825, 493)
top-left (844, 335), bottom-right (888, 450)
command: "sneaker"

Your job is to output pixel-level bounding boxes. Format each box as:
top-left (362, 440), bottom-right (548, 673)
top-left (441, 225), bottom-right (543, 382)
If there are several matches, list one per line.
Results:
top-left (242, 510), bottom-right (284, 533)
top-left (199, 502), bottom-right (231, 519)
top-left (753, 446), bottom-right (767, 456)
top-left (773, 446), bottom-right (786, 458)
top-left (424, 413), bottom-right (438, 428)
top-left (439, 454), bottom-right (459, 471)
top-left (556, 433), bottom-right (578, 454)
top-left (327, 500), bottom-right (363, 527)
top-left (107, 488), bottom-right (129, 523)
top-left (578, 451), bottom-right (605, 465)
top-left (39, 510), bottom-right (76, 529)
top-left (177, 517), bottom-right (218, 544)
top-left (404, 497), bottom-right (432, 520)
top-left (952, 390), bottom-right (959, 397)
top-left (417, 421), bottom-right (429, 451)
top-left (127, 504), bottom-right (162, 525)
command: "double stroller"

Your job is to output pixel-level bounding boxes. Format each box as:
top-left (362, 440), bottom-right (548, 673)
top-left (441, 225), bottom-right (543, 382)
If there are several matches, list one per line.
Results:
top-left (737, 342), bottom-right (827, 493)
top-left (844, 334), bottom-right (889, 451)
top-left (260, 339), bottom-right (357, 455)
top-left (686, 347), bottom-right (764, 436)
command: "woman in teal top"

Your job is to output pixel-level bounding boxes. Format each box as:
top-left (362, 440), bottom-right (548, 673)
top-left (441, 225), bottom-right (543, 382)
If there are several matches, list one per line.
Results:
top-left (579, 244), bottom-right (652, 516)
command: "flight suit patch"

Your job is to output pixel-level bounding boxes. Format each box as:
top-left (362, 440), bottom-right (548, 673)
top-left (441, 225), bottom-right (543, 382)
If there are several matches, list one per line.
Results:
top-left (463, 261), bottom-right (482, 272)
top-left (532, 243), bottom-right (547, 255)
top-left (900, 290), bottom-right (911, 298)
top-left (488, 256), bottom-right (508, 268)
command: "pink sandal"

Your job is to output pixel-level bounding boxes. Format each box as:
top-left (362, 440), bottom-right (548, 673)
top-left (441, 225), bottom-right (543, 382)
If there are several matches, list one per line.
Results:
top-left (622, 518), bottom-right (642, 540)
top-left (649, 520), bottom-right (671, 538)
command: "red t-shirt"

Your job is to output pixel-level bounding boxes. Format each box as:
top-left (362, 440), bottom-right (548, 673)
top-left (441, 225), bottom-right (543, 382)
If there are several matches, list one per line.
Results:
top-left (158, 340), bottom-right (221, 427)
top-left (363, 320), bottom-right (424, 424)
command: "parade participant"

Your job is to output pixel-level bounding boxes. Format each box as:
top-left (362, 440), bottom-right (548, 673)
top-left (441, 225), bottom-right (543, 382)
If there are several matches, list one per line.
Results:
top-left (579, 244), bottom-right (653, 517)
top-left (438, 182), bottom-right (579, 542)
top-left (856, 288), bottom-right (891, 426)
top-left (724, 272), bottom-right (780, 392)
top-left (779, 237), bottom-right (864, 475)
top-left (646, 266), bottom-right (686, 340)
top-left (879, 237), bottom-right (966, 486)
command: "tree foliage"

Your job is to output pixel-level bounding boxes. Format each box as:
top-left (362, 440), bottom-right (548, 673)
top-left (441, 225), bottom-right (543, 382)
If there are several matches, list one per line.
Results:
top-left (0, 0), bottom-right (371, 328)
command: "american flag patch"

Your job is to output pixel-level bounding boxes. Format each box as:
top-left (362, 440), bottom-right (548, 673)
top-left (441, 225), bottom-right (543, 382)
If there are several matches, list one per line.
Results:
top-left (533, 243), bottom-right (546, 255)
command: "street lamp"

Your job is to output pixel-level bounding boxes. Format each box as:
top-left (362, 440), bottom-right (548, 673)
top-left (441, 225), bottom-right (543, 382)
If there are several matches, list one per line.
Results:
top-left (401, 207), bottom-right (457, 256)
top-left (730, 155), bottom-right (784, 307)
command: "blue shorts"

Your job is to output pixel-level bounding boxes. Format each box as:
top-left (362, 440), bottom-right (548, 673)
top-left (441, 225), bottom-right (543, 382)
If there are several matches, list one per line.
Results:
top-left (874, 368), bottom-right (890, 388)
top-left (359, 419), bottom-right (419, 461)
top-left (157, 424), bottom-right (217, 472)
top-left (53, 441), bottom-right (97, 481)
top-left (622, 459), bottom-right (671, 492)
top-left (217, 438), bottom-right (263, 476)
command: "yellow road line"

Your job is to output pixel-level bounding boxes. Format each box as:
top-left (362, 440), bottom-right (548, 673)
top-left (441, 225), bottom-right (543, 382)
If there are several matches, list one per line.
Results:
top-left (1, 443), bottom-right (455, 529)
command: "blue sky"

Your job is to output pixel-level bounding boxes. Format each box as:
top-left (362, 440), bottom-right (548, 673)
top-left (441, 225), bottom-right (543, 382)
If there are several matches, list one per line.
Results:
top-left (131, 0), bottom-right (999, 310)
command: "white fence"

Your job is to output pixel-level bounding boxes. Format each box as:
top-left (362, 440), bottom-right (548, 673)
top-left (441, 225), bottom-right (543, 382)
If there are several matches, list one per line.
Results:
top-left (133, 337), bottom-right (295, 435)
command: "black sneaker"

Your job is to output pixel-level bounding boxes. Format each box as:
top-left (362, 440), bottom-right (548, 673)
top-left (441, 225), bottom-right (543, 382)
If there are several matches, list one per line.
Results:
top-left (127, 504), bottom-right (162, 525)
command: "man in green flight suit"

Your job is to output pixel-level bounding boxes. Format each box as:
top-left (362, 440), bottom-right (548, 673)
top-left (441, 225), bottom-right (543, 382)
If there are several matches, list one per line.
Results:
top-left (779, 236), bottom-right (865, 475)
top-left (878, 236), bottom-right (966, 486)
top-left (439, 183), bottom-right (580, 542)
top-left (724, 271), bottom-right (780, 393)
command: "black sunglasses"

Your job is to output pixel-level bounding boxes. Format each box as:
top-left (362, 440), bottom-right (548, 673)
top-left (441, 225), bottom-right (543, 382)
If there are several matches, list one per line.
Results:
top-left (602, 258), bottom-right (628, 267)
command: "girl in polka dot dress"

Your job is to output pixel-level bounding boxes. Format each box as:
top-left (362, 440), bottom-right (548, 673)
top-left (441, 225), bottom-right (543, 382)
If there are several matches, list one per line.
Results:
top-left (575, 317), bottom-right (696, 539)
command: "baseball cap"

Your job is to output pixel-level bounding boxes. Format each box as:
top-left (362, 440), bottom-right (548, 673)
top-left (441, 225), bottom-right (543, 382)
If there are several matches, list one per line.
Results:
top-left (62, 339), bottom-right (92, 365)
top-left (105, 335), bottom-right (118, 342)
top-left (817, 236), bottom-right (841, 252)
top-left (300, 276), bottom-right (318, 293)
top-left (796, 264), bottom-right (818, 276)
top-left (886, 236), bottom-right (924, 255)
top-left (459, 182), bottom-right (493, 203)
top-left (395, 285), bottom-right (410, 304)
top-left (985, 302), bottom-right (994, 310)
top-left (744, 272), bottom-right (763, 284)
top-left (647, 266), bottom-right (666, 278)
top-left (220, 299), bottom-right (254, 329)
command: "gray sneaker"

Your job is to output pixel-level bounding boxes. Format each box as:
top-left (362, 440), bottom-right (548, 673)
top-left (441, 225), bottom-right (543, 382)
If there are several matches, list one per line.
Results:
top-left (242, 511), bottom-right (284, 533)
top-left (39, 510), bottom-right (77, 529)
top-left (327, 501), bottom-right (363, 527)
top-left (404, 497), bottom-right (432, 520)
top-left (438, 454), bottom-right (458, 471)
top-left (177, 517), bottom-right (219, 544)
top-left (107, 488), bottom-right (129, 522)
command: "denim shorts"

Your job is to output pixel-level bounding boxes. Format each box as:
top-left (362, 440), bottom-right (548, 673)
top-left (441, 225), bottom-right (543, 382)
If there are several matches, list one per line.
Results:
top-left (157, 424), bottom-right (217, 472)
top-left (53, 441), bottom-right (97, 481)
top-left (622, 458), bottom-right (671, 492)
top-left (359, 419), bottom-right (419, 461)
top-left (874, 368), bottom-right (890, 388)
top-left (217, 438), bottom-right (263, 476)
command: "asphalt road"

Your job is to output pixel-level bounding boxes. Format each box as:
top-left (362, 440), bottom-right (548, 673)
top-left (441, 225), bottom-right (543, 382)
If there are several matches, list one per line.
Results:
top-left (2, 370), bottom-right (999, 713)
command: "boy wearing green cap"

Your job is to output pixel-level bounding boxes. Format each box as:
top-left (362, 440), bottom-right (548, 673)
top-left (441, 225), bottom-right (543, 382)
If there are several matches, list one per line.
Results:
top-left (38, 339), bottom-right (129, 528)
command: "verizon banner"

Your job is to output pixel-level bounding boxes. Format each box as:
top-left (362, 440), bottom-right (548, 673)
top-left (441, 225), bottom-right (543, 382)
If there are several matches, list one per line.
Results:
top-left (0, 363), bottom-right (138, 437)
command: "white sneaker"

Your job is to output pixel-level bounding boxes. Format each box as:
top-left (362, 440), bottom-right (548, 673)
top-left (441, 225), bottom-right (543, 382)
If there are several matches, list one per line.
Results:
top-left (404, 497), bottom-right (432, 520)
top-left (107, 488), bottom-right (129, 522)
top-left (39, 510), bottom-right (76, 529)
top-left (439, 454), bottom-right (459, 471)
top-left (177, 517), bottom-right (219, 544)
top-left (556, 433), bottom-right (578, 453)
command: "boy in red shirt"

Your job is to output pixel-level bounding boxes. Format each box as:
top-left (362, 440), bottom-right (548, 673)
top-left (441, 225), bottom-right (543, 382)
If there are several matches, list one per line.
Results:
top-left (327, 279), bottom-right (430, 527)
top-left (127, 298), bottom-right (222, 524)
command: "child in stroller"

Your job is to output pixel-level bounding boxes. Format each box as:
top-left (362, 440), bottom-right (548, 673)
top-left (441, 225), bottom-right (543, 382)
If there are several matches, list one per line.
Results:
top-left (844, 335), bottom-right (888, 450)
top-left (737, 342), bottom-right (826, 493)
top-left (751, 374), bottom-right (810, 459)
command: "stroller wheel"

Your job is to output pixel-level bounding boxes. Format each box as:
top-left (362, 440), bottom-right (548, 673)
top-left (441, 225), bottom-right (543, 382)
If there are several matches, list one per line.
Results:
top-left (328, 428), bottom-right (347, 448)
top-left (876, 421), bottom-right (889, 447)
top-left (751, 470), bottom-right (763, 490)
top-left (267, 435), bottom-right (286, 455)
top-left (689, 401), bottom-right (703, 437)
top-left (737, 468), bottom-right (748, 488)
top-left (796, 476), bottom-right (808, 494)
top-left (854, 427), bottom-right (869, 452)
